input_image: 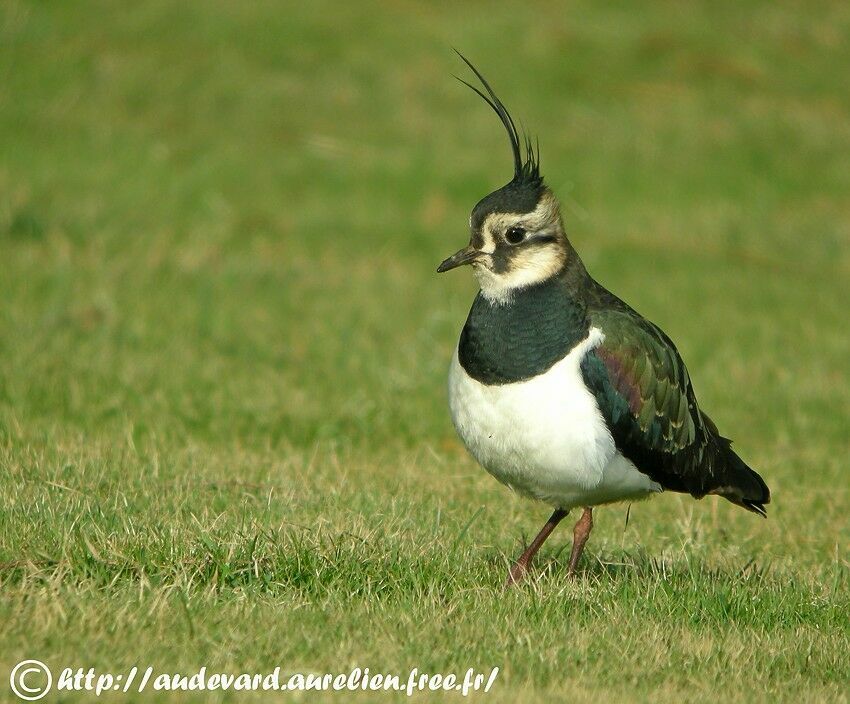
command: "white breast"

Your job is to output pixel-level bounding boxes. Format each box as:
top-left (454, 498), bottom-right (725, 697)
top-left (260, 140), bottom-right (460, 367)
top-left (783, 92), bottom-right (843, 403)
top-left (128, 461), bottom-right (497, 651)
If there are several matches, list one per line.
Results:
top-left (448, 327), bottom-right (661, 510)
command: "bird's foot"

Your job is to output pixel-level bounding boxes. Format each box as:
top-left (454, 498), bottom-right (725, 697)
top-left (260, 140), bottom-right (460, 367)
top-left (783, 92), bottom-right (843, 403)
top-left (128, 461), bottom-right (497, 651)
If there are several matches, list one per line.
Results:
top-left (503, 508), bottom-right (570, 588)
top-left (504, 560), bottom-right (529, 588)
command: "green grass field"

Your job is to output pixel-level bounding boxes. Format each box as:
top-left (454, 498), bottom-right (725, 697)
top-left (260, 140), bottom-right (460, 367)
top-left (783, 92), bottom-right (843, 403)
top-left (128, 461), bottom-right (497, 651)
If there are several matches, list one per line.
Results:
top-left (2, 1), bottom-right (849, 701)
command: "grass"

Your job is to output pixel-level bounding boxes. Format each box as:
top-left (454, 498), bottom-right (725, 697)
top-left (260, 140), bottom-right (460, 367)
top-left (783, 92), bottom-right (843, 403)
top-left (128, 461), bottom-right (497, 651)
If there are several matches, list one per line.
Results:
top-left (1, 0), bottom-right (849, 701)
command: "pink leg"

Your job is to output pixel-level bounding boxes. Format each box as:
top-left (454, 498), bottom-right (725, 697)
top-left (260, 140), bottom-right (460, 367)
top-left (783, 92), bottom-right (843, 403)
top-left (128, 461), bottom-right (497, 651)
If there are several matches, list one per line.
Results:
top-left (567, 507), bottom-right (594, 575)
top-left (505, 509), bottom-right (568, 587)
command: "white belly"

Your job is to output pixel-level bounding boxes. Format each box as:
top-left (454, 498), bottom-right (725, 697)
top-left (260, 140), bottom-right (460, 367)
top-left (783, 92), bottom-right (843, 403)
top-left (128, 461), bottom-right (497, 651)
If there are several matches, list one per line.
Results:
top-left (448, 327), bottom-right (661, 510)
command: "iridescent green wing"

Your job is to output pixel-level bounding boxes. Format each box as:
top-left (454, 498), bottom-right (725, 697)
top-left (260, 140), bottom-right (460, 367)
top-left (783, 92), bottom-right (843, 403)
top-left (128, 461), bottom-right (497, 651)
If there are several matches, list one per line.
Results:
top-left (581, 304), bottom-right (714, 494)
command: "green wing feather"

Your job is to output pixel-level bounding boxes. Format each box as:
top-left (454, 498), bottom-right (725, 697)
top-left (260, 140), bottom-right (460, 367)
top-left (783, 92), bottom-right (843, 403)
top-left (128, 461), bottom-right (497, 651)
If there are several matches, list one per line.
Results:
top-left (580, 291), bottom-right (770, 513)
top-left (585, 306), bottom-right (702, 452)
top-left (580, 300), bottom-right (719, 495)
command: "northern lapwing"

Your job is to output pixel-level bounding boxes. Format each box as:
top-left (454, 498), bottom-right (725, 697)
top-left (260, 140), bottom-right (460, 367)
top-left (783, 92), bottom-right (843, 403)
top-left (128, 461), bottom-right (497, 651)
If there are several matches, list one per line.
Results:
top-left (438, 54), bottom-right (770, 586)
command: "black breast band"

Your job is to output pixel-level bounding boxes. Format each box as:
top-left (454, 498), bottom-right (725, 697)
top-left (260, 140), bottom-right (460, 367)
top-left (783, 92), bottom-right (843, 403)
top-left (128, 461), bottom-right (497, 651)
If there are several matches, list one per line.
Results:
top-left (458, 278), bottom-right (588, 385)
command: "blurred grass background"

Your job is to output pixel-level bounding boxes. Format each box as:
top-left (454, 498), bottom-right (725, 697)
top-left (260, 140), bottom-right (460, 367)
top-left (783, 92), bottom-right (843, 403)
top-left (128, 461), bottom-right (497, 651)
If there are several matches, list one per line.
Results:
top-left (1, 1), bottom-right (848, 702)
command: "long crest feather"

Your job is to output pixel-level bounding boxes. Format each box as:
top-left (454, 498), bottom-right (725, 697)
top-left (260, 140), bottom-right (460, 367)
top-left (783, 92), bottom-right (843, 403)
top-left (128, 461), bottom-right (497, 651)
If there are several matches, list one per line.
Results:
top-left (453, 50), bottom-right (540, 185)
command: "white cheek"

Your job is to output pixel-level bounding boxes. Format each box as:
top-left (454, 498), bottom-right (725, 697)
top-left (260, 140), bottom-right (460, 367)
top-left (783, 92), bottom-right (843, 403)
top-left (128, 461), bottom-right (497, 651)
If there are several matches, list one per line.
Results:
top-left (475, 246), bottom-right (566, 305)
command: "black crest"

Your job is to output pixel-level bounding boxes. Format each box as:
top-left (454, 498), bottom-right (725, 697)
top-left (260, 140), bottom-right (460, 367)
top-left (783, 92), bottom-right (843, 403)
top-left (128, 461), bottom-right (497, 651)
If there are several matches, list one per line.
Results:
top-left (455, 51), bottom-right (545, 226)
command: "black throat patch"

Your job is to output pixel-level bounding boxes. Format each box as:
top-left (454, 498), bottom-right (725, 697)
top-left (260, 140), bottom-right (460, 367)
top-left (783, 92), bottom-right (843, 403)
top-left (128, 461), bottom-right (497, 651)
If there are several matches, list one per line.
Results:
top-left (458, 277), bottom-right (589, 385)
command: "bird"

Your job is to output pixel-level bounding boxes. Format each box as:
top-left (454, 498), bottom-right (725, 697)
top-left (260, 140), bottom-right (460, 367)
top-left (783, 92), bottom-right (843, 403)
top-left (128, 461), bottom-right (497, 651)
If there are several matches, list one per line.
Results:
top-left (438, 53), bottom-right (771, 587)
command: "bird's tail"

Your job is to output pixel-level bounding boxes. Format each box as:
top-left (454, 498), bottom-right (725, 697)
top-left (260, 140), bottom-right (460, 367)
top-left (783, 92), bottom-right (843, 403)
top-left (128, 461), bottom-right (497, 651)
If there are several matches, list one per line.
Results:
top-left (711, 440), bottom-right (771, 517)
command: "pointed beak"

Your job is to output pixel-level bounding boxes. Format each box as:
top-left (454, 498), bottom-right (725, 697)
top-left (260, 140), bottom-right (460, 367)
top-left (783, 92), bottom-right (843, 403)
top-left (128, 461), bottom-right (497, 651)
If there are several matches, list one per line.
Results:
top-left (437, 245), bottom-right (481, 273)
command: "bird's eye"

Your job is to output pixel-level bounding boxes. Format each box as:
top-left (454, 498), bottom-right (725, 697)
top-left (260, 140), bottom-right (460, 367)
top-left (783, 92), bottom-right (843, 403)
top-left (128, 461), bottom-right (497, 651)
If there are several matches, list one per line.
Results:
top-left (505, 226), bottom-right (526, 244)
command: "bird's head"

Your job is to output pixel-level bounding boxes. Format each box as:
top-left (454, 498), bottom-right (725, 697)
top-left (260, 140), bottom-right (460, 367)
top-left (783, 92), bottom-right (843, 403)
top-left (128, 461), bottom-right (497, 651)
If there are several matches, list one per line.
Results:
top-left (438, 54), bottom-right (569, 304)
